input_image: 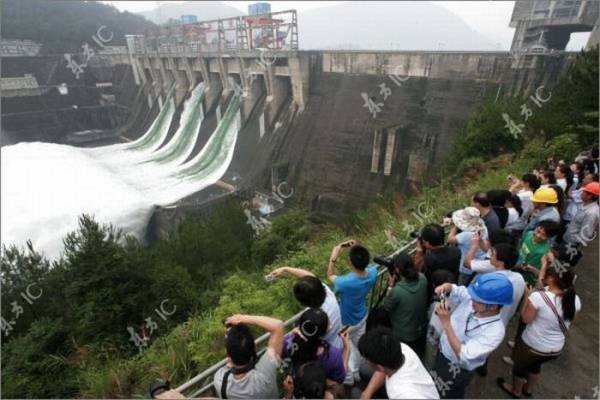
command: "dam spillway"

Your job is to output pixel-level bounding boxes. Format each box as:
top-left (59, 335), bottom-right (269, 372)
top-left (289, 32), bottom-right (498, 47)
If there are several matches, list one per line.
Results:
top-left (1, 84), bottom-right (243, 259)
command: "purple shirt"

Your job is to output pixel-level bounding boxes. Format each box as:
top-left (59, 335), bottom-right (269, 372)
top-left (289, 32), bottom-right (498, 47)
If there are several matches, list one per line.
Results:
top-left (282, 334), bottom-right (346, 383)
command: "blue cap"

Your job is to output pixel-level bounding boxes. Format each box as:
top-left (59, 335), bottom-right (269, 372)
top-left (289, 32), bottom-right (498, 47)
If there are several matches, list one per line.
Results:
top-left (467, 272), bottom-right (514, 306)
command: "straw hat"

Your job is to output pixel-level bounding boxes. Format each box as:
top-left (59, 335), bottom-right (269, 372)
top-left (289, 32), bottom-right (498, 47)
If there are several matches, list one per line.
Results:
top-left (452, 207), bottom-right (485, 232)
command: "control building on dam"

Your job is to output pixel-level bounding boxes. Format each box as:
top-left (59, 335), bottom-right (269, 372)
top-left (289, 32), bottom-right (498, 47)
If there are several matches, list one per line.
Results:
top-left (1, 3), bottom-right (597, 229)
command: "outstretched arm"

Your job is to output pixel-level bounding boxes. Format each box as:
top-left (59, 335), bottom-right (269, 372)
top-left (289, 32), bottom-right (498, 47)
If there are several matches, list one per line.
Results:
top-left (327, 240), bottom-right (357, 282)
top-left (269, 266), bottom-right (316, 279)
top-left (225, 314), bottom-right (285, 356)
top-left (155, 389), bottom-right (185, 399)
top-left (327, 244), bottom-right (343, 282)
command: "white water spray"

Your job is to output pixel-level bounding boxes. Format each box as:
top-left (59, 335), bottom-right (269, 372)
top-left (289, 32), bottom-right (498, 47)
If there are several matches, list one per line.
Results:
top-left (1, 86), bottom-right (242, 260)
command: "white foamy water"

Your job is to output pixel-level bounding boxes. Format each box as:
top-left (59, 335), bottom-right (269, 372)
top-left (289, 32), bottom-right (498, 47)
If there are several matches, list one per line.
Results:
top-left (1, 89), bottom-right (241, 260)
top-left (1, 143), bottom-right (156, 259)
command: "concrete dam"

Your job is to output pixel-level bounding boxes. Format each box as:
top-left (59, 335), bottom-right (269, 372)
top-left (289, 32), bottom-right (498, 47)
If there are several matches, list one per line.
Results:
top-left (0, 9), bottom-right (584, 254)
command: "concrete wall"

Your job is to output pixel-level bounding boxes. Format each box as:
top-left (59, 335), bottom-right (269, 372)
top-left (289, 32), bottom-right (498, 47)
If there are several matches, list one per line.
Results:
top-left (317, 51), bottom-right (575, 94)
top-left (263, 51), bottom-right (576, 221)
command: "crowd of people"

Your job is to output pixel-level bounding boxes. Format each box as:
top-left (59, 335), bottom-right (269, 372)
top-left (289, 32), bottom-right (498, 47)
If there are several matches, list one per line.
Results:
top-left (152, 149), bottom-right (599, 399)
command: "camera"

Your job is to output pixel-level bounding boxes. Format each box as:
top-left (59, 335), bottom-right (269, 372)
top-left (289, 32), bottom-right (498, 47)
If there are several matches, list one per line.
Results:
top-left (409, 230), bottom-right (421, 239)
top-left (437, 292), bottom-right (446, 305)
top-left (374, 254), bottom-right (396, 277)
top-left (374, 254), bottom-right (393, 268)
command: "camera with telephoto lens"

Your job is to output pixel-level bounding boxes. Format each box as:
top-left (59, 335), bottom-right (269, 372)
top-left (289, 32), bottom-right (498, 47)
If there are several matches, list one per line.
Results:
top-left (374, 255), bottom-right (397, 278)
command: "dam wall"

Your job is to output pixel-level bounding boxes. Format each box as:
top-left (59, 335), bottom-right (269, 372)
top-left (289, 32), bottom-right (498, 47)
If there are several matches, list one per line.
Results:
top-left (1, 45), bottom-right (577, 221)
top-left (255, 50), bottom-right (575, 221)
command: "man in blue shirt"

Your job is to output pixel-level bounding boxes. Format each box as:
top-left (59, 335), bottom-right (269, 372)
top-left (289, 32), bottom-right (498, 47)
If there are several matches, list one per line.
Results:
top-left (327, 240), bottom-right (377, 384)
top-left (447, 206), bottom-right (490, 286)
top-left (433, 273), bottom-right (513, 398)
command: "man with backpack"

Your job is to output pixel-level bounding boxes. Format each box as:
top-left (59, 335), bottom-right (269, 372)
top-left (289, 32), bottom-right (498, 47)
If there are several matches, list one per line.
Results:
top-left (214, 314), bottom-right (284, 399)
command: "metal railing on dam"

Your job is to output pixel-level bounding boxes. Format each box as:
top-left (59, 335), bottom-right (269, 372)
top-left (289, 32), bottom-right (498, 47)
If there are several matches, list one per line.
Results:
top-left (128, 9), bottom-right (299, 56)
top-left (174, 237), bottom-right (420, 397)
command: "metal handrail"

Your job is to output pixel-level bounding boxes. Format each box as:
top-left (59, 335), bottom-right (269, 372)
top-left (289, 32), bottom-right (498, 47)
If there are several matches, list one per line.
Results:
top-left (175, 237), bottom-right (419, 397)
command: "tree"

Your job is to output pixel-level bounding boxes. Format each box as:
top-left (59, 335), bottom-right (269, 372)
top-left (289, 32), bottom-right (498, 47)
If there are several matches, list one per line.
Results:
top-left (251, 209), bottom-right (310, 267)
top-left (1, 242), bottom-right (50, 339)
top-left (1, 318), bottom-right (79, 398)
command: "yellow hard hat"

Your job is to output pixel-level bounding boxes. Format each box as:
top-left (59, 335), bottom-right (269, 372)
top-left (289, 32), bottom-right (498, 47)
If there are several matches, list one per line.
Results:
top-left (531, 187), bottom-right (558, 204)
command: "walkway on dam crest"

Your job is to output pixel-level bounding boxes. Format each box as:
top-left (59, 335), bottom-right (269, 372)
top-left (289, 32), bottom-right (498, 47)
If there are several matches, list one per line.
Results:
top-left (466, 239), bottom-right (599, 399)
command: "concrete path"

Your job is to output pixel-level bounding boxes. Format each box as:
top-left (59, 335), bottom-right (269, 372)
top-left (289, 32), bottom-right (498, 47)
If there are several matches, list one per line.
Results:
top-left (466, 239), bottom-right (599, 399)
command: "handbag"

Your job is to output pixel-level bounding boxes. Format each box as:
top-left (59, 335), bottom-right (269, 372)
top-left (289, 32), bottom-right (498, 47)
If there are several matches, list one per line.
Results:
top-left (539, 291), bottom-right (569, 336)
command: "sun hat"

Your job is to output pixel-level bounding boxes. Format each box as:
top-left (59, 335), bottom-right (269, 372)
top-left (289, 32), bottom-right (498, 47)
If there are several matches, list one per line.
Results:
top-left (451, 207), bottom-right (485, 232)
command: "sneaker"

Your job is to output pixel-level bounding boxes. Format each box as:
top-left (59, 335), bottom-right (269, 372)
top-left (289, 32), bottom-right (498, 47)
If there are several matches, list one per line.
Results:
top-left (507, 340), bottom-right (515, 349)
top-left (502, 356), bottom-right (514, 366)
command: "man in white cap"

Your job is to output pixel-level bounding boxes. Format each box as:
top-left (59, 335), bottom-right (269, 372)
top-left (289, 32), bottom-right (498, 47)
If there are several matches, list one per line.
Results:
top-left (447, 207), bottom-right (490, 286)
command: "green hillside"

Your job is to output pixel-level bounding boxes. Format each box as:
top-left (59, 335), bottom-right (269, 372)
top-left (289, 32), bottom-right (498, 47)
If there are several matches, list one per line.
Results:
top-left (0, 0), bottom-right (155, 53)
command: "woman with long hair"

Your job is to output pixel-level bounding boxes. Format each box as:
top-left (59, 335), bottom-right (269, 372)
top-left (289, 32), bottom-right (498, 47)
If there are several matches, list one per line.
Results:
top-left (555, 164), bottom-right (573, 193)
top-left (383, 252), bottom-right (428, 358)
top-left (548, 184), bottom-right (566, 221)
top-left (283, 308), bottom-right (349, 386)
top-left (540, 170), bottom-right (557, 187)
top-left (497, 252), bottom-right (581, 398)
top-left (506, 193), bottom-right (524, 227)
top-left (570, 162), bottom-right (585, 188)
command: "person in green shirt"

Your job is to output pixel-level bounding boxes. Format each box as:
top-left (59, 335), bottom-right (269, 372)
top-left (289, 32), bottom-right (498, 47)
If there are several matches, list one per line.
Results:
top-left (516, 220), bottom-right (561, 286)
top-left (383, 252), bottom-right (428, 358)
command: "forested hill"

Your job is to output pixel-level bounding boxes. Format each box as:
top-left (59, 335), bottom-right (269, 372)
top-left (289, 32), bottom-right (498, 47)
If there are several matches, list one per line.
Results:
top-left (0, 0), bottom-right (155, 53)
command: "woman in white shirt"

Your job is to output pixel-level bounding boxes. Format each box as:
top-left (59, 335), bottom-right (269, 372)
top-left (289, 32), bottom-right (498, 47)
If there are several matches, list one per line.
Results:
top-left (555, 164), bottom-right (573, 193)
top-left (556, 165), bottom-right (575, 228)
top-left (505, 194), bottom-right (524, 233)
top-left (497, 252), bottom-right (581, 398)
top-left (563, 163), bottom-right (586, 226)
